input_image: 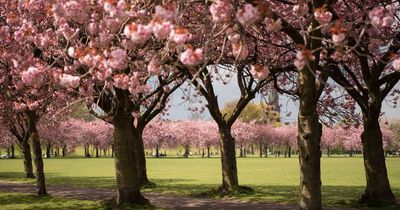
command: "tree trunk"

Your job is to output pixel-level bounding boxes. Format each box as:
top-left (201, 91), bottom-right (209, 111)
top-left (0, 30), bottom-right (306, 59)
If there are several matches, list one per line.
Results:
top-left (239, 144), bottom-right (243, 158)
top-left (62, 146), bottom-right (66, 157)
top-left (133, 127), bottom-right (152, 187)
top-left (10, 144), bottom-right (15, 158)
top-left (156, 145), bottom-right (160, 158)
top-left (113, 111), bottom-right (148, 206)
top-left (95, 147), bottom-right (99, 158)
top-left (31, 130), bottom-right (47, 196)
top-left (46, 143), bottom-right (51, 158)
top-left (218, 126), bottom-right (239, 191)
top-left (288, 146), bottom-right (291, 158)
top-left (359, 111), bottom-right (395, 204)
top-left (183, 145), bottom-right (190, 158)
top-left (327, 147), bottom-right (330, 157)
top-left (202, 149), bottom-right (205, 158)
top-left (264, 144), bottom-right (268, 158)
top-left (207, 147), bottom-right (211, 158)
top-left (21, 142), bottom-right (35, 178)
top-left (297, 58), bottom-right (322, 209)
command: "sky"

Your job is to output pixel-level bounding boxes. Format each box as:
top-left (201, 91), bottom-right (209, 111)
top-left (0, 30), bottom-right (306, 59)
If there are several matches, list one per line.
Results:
top-left (165, 77), bottom-right (400, 122)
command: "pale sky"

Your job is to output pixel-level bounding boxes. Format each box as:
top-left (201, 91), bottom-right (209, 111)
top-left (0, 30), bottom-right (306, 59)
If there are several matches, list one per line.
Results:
top-left (165, 77), bottom-right (400, 122)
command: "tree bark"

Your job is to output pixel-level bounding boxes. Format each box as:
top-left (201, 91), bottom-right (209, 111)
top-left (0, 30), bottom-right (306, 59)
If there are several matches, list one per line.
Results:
top-left (156, 146), bottom-right (160, 158)
top-left (218, 126), bottom-right (239, 191)
top-left (46, 143), bottom-right (51, 158)
top-left (359, 110), bottom-right (395, 204)
top-left (10, 144), bottom-right (15, 158)
top-left (113, 111), bottom-right (148, 206)
top-left (30, 129), bottom-right (47, 196)
top-left (96, 147), bottom-right (99, 158)
top-left (132, 127), bottom-right (152, 187)
top-left (297, 58), bottom-right (322, 210)
top-left (21, 142), bottom-right (35, 178)
top-left (207, 147), bottom-right (211, 158)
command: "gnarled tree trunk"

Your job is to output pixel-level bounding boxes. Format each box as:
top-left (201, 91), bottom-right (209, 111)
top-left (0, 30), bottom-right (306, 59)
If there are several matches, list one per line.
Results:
top-left (218, 126), bottom-right (239, 191)
top-left (21, 141), bottom-right (35, 178)
top-left (133, 127), bottom-right (153, 187)
top-left (31, 130), bottom-right (46, 196)
top-left (359, 109), bottom-right (395, 204)
top-left (113, 111), bottom-right (148, 206)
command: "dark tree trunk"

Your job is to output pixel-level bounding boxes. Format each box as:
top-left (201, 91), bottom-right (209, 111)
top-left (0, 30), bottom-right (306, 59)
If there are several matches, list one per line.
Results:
top-left (239, 144), bottom-right (243, 158)
top-left (103, 149), bottom-right (106, 157)
top-left (62, 146), bottom-right (66, 157)
top-left (288, 146), bottom-right (291, 158)
top-left (95, 147), bottom-right (99, 158)
top-left (31, 129), bottom-right (47, 196)
top-left (250, 144), bottom-right (254, 155)
top-left (264, 144), bottom-right (268, 158)
top-left (111, 143), bottom-right (114, 158)
top-left (155, 145), bottom-right (160, 158)
top-left (133, 127), bottom-right (152, 187)
top-left (207, 147), bottom-right (211, 158)
top-left (218, 126), bottom-right (239, 191)
top-left (10, 144), bottom-right (15, 158)
top-left (45, 143), bottom-right (51, 158)
top-left (56, 147), bottom-right (59, 157)
top-left (202, 149), bottom-right (205, 158)
top-left (21, 142), bottom-right (35, 178)
top-left (327, 147), bottom-right (331, 157)
top-left (113, 110), bottom-right (148, 206)
top-left (183, 145), bottom-right (190, 158)
top-left (259, 141), bottom-right (263, 158)
top-left (359, 110), bottom-right (395, 204)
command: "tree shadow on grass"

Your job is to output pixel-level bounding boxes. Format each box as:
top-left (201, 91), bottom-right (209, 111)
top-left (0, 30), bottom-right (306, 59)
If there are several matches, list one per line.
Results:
top-left (1, 172), bottom-right (400, 209)
top-left (0, 192), bottom-right (104, 210)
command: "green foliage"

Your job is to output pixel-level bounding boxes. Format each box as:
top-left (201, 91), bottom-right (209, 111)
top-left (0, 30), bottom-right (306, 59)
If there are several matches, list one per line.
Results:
top-left (0, 158), bottom-right (399, 208)
top-left (221, 100), bottom-right (280, 124)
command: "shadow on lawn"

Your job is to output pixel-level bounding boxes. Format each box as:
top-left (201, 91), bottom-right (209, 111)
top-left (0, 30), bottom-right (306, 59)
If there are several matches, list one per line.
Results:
top-left (1, 171), bottom-right (399, 209)
top-left (0, 193), bottom-right (103, 210)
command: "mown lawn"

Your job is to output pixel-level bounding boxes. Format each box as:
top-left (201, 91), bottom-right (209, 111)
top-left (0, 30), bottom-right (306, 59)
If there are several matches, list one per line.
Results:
top-left (0, 157), bottom-right (399, 208)
top-left (0, 192), bottom-right (103, 210)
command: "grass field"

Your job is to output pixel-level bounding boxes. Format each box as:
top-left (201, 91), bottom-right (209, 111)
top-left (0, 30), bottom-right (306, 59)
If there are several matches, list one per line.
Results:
top-left (0, 157), bottom-right (399, 208)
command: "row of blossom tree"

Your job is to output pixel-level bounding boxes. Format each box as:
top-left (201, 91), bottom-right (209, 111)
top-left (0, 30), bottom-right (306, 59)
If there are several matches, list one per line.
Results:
top-left (3, 120), bottom-right (397, 160)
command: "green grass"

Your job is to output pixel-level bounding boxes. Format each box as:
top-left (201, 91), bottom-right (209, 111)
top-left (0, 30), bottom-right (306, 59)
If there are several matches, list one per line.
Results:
top-left (0, 192), bottom-right (103, 210)
top-left (0, 157), bottom-right (399, 208)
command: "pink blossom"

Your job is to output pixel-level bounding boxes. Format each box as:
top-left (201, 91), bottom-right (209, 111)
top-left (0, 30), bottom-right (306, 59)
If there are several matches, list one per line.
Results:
top-left (113, 74), bottom-right (130, 89)
top-left (169, 28), bottom-right (192, 44)
top-left (314, 9), bottom-right (332, 25)
top-left (228, 33), bottom-right (240, 43)
top-left (393, 58), bottom-right (400, 71)
top-left (27, 100), bottom-right (39, 110)
top-left (210, 0), bottom-right (233, 22)
top-left (59, 74), bottom-right (80, 88)
top-left (368, 7), bottom-right (395, 28)
top-left (147, 58), bottom-right (162, 75)
top-left (236, 4), bottom-right (260, 25)
top-left (14, 102), bottom-right (27, 111)
top-left (332, 33), bottom-right (346, 44)
top-left (21, 66), bottom-right (44, 87)
top-left (293, 4), bottom-right (309, 17)
top-left (264, 18), bottom-right (282, 32)
top-left (232, 42), bottom-right (249, 60)
top-left (155, 3), bottom-right (177, 21)
top-left (180, 48), bottom-right (203, 66)
top-left (294, 50), bottom-right (315, 70)
top-left (150, 18), bottom-right (173, 39)
top-left (123, 23), bottom-right (152, 44)
top-left (107, 48), bottom-right (127, 70)
top-left (250, 65), bottom-right (269, 79)
top-left (382, 16), bottom-right (394, 27)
